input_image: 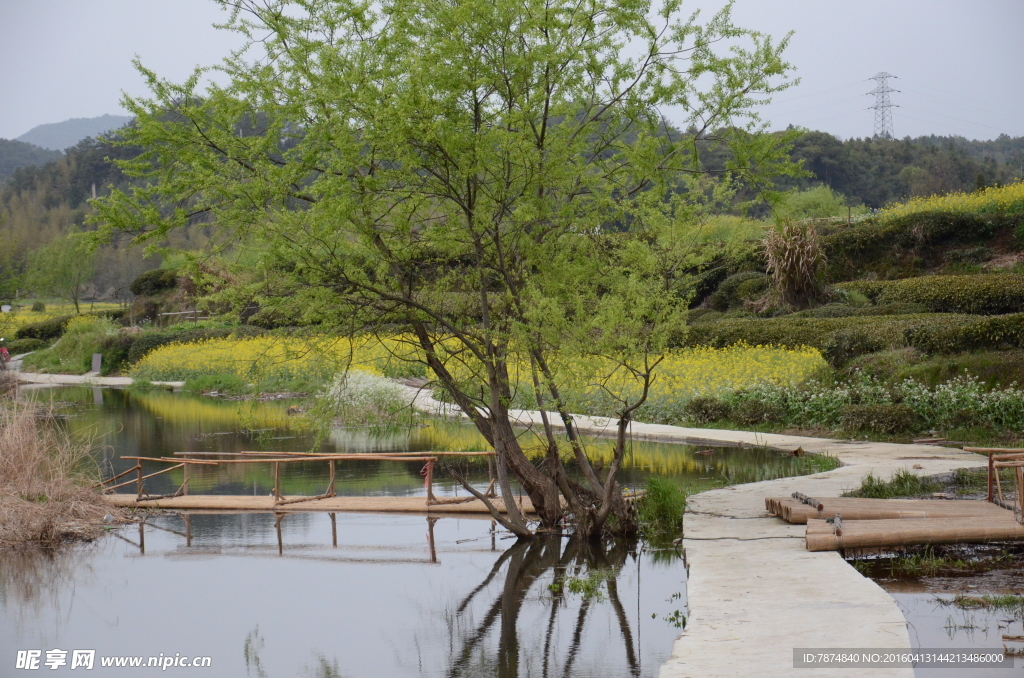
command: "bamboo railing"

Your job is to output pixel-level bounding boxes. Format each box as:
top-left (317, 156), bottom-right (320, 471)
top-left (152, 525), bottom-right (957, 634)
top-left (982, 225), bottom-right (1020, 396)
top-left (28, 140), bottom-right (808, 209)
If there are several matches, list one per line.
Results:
top-left (107, 450), bottom-right (497, 506)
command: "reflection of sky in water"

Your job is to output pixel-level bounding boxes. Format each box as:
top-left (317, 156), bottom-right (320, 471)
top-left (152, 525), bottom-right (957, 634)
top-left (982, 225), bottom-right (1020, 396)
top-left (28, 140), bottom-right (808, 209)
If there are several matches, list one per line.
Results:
top-left (881, 590), bottom-right (1024, 678)
top-left (0, 513), bottom-right (687, 678)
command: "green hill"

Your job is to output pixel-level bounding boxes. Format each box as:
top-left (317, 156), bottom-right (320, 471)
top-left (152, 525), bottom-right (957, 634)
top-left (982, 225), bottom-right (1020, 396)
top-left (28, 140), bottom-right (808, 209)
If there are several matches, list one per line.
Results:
top-left (0, 138), bottom-right (62, 181)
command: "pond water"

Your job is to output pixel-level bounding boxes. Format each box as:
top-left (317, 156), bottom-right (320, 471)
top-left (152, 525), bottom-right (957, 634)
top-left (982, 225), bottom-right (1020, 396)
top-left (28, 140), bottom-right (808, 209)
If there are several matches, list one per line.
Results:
top-left (857, 546), bottom-right (1024, 678)
top-left (2, 387), bottom-right (839, 677)
top-left (42, 387), bottom-right (837, 499)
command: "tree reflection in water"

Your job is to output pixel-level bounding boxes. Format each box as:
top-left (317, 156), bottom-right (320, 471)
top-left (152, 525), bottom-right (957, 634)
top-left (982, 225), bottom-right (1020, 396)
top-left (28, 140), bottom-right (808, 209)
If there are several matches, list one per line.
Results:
top-left (447, 534), bottom-right (641, 678)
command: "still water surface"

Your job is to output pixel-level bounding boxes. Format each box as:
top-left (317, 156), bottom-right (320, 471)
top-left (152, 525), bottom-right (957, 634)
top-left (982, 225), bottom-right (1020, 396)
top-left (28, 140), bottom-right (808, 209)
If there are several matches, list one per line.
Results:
top-left (1, 387), bottom-right (838, 676)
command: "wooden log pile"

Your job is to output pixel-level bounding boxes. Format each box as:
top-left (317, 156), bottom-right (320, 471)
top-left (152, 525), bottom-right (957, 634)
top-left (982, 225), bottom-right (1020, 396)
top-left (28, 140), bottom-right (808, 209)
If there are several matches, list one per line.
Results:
top-left (804, 515), bottom-right (1024, 552)
top-left (765, 495), bottom-right (1007, 524)
top-left (765, 492), bottom-right (1021, 551)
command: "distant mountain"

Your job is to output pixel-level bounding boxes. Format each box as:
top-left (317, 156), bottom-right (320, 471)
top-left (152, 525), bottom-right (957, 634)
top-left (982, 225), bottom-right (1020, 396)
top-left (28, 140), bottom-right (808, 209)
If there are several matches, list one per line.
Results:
top-left (0, 138), bottom-right (63, 181)
top-left (15, 114), bottom-right (133, 151)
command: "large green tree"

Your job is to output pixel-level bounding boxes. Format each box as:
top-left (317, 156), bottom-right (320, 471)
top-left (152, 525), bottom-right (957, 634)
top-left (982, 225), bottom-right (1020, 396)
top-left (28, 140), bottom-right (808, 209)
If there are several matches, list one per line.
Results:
top-left (94, 0), bottom-right (795, 537)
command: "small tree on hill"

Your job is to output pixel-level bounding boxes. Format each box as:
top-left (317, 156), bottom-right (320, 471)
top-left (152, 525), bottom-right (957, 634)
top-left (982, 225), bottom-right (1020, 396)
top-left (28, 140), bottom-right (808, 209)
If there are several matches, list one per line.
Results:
top-left (93, 0), bottom-right (796, 537)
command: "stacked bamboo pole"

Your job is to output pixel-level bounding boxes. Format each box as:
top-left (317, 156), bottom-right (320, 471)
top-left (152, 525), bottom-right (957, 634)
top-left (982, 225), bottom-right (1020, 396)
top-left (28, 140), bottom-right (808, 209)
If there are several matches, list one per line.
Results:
top-left (806, 515), bottom-right (1024, 552)
top-left (765, 495), bottom-right (1005, 524)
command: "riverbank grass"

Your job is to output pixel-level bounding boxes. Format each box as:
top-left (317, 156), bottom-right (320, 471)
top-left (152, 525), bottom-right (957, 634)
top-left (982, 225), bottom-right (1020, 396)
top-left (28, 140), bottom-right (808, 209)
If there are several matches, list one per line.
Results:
top-left (843, 468), bottom-right (944, 498)
top-left (0, 399), bottom-right (124, 546)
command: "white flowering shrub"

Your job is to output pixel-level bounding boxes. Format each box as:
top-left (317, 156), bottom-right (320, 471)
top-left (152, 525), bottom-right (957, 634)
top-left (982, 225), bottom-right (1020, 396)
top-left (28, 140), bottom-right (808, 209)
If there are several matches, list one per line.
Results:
top-left (321, 370), bottom-right (413, 426)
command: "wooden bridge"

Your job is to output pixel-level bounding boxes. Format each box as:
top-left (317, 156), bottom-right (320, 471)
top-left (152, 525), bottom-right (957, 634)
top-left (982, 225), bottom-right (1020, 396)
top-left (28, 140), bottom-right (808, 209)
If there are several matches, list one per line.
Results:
top-left (100, 450), bottom-right (537, 515)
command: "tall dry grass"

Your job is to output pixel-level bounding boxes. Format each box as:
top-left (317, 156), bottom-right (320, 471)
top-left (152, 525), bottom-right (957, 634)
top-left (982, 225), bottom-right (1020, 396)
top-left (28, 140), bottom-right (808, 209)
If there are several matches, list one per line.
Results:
top-left (0, 370), bottom-right (16, 397)
top-left (0, 398), bottom-right (123, 546)
top-left (763, 221), bottom-right (827, 309)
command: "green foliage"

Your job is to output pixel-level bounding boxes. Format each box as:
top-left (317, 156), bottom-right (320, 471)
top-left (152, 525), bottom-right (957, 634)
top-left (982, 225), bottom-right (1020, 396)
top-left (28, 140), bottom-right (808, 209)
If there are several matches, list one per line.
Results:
top-left (682, 396), bottom-right (732, 424)
top-left (844, 469), bottom-right (943, 498)
top-left (97, 332), bottom-right (138, 375)
top-left (791, 302), bottom-right (855, 319)
top-left (732, 399), bottom-right (785, 426)
top-left (840, 403), bottom-right (918, 434)
top-left (0, 138), bottom-right (62, 181)
top-left (821, 329), bottom-right (883, 368)
top-left (822, 212), bottom-right (1018, 280)
top-left (129, 268), bottom-right (179, 297)
top-left (636, 477), bottom-right (686, 545)
top-left (14, 315), bottom-right (73, 341)
top-left (866, 349), bottom-right (1024, 389)
top-left (25, 233), bottom-right (96, 313)
top-left (680, 312), bottom-right (973, 353)
top-left (3, 338), bottom-right (47, 354)
top-left (707, 272), bottom-right (768, 311)
top-left (312, 370), bottom-right (417, 429)
top-left (30, 301), bottom-right (45, 313)
top-left (22, 316), bottom-right (120, 374)
top-left (717, 374), bottom-right (1024, 433)
top-left (778, 131), bottom-right (1024, 210)
top-left (183, 374), bottom-right (250, 396)
top-left (87, 0), bottom-right (805, 534)
top-left (905, 312), bottom-right (1024, 354)
top-left (944, 246), bottom-right (993, 265)
top-left (776, 185), bottom-right (864, 221)
top-left (838, 274), bottom-right (1024, 315)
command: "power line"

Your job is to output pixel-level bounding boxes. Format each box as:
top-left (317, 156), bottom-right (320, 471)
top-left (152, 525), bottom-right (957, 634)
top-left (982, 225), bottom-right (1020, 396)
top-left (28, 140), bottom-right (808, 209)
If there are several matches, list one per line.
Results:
top-left (867, 72), bottom-right (898, 139)
top-left (899, 103), bottom-right (1011, 134)
top-left (899, 86), bottom-right (1024, 127)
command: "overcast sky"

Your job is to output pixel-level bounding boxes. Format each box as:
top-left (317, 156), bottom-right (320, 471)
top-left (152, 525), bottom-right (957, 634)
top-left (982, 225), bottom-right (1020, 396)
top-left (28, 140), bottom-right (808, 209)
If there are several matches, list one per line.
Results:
top-left (1, 0), bottom-right (1022, 141)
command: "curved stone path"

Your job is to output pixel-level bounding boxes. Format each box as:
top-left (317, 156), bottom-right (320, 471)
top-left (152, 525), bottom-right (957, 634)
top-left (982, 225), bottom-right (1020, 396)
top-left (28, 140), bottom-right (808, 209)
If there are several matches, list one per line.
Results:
top-left (416, 392), bottom-right (989, 677)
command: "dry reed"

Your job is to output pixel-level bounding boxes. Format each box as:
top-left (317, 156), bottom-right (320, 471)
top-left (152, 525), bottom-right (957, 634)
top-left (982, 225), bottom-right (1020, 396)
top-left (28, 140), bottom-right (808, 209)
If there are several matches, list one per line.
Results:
top-left (763, 221), bottom-right (827, 309)
top-left (0, 370), bottom-right (16, 398)
top-left (0, 399), bottom-right (125, 547)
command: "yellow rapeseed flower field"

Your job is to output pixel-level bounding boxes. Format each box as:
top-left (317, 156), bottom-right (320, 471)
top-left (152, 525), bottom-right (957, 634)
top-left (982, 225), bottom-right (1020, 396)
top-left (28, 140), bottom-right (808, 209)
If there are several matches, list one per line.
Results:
top-left (879, 180), bottom-right (1024, 220)
top-left (133, 335), bottom-right (825, 402)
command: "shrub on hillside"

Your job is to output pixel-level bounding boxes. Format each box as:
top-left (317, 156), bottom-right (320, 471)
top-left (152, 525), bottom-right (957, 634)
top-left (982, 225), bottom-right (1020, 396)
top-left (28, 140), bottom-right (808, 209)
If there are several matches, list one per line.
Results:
top-left (4, 338), bottom-right (47, 355)
top-left (906, 313), bottom-right (1024, 354)
top-left (706, 272), bottom-right (768, 311)
top-left (30, 301), bottom-right (45, 312)
top-left (823, 211), bottom-right (1019, 279)
top-left (838, 274), bottom-right (1024, 315)
top-left (792, 303), bottom-right (856, 319)
top-left (840, 403), bottom-right (918, 434)
top-left (14, 315), bottom-right (73, 341)
top-left (98, 331), bottom-right (141, 375)
top-left (679, 313), bottom-right (972, 353)
top-left (682, 396), bottom-right (732, 424)
top-left (732, 399), bottom-right (785, 426)
top-left (129, 268), bottom-right (179, 297)
top-left (822, 329), bottom-right (884, 368)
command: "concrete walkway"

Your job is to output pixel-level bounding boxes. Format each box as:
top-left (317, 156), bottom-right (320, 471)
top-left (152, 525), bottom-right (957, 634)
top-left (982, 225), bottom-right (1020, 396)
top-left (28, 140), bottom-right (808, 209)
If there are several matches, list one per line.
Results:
top-left (406, 389), bottom-right (988, 677)
top-left (12, 369), bottom-right (183, 390)
top-left (650, 434), bottom-right (984, 678)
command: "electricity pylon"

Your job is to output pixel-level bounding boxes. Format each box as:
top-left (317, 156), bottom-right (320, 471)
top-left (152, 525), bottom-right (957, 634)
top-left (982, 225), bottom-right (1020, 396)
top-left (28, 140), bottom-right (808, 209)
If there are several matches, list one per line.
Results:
top-left (867, 72), bottom-right (899, 139)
